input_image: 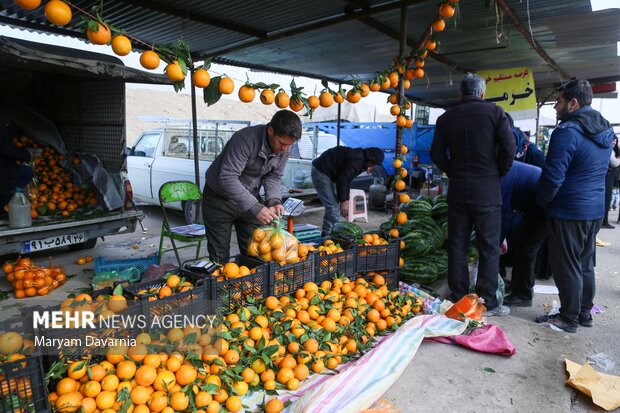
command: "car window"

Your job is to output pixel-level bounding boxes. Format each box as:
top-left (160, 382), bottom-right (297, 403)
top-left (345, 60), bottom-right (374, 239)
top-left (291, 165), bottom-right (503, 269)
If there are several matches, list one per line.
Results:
top-left (164, 134), bottom-right (191, 158)
top-left (133, 133), bottom-right (160, 157)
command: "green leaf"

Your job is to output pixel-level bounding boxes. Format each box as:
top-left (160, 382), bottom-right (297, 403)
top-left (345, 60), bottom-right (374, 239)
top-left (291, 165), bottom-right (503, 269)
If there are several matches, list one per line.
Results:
top-left (204, 76), bottom-right (223, 106)
top-left (484, 367), bottom-right (496, 373)
top-left (203, 383), bottom-right (219, 394)
top-left (87, 20), bottom-right (100, 32)
top-left (113, 284), bottom-right (123, 296)
top-left (263, 345), bottom-right (279, 357)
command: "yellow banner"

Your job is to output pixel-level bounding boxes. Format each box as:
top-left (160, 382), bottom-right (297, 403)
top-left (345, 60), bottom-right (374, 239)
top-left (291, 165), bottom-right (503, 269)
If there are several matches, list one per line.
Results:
top-left (476, 66), bottom-right (536, 116)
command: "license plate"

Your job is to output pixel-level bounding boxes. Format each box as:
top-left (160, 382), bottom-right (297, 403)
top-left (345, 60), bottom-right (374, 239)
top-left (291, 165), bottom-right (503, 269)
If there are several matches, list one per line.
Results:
top-left (23, 232), bottom-right (86, 253)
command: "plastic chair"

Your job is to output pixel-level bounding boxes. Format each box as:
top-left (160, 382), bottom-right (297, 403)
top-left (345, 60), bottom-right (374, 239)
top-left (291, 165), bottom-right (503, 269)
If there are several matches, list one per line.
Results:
top-left (158, 181), bottom-right (207, 266)
top-left (348, 189), bottom-right (368, 223)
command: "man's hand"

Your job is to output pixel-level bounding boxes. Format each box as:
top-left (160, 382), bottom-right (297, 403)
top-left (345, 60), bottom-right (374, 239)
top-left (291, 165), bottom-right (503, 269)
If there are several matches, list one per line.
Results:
top-left (256, 207), bottom-right (279, 225)
top-left (500, 239), bottom-right (508, 255)
top-left (269, 204), bottom-right (285, 216)
top-left (340, 200), bottom-right (349, 218)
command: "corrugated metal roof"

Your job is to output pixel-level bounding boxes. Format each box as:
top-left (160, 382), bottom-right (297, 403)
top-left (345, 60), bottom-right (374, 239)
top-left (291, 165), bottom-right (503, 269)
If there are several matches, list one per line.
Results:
top-left (0, 0), bottom-right (619, 107)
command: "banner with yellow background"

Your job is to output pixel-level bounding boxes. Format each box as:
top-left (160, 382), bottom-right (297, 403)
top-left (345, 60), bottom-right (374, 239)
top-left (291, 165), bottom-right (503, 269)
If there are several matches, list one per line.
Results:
top-left (476, 66), bottom-right (536, 120)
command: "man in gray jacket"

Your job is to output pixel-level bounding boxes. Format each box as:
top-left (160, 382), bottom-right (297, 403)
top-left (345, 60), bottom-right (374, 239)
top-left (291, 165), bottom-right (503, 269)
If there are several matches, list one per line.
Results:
top-left (202, 110), bottom-right (302, 263)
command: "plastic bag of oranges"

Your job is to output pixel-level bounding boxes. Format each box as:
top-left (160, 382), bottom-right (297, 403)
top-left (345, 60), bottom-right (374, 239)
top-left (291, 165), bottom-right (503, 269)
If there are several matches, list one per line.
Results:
top-left (247, 220), bottom-right (300, 265)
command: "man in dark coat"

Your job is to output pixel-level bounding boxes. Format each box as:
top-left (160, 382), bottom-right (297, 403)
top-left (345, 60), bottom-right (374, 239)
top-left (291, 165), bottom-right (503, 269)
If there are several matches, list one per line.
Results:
top-left (500, 161), bottom-right (546, 307)
top-left (0, 99), bottom-right (33, 210)
top-left (535, 79), bottom-right (614, 333)
top-left (311, 146), bottom-right (384, 236)
top-left (431, 73), bottom-right (516, 316)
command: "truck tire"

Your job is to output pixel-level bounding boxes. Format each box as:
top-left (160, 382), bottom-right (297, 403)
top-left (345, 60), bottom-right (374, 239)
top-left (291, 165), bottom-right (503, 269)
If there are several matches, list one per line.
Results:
top-left (68, 238), bottom-right (98, 251)
top-left (183, 200), bottom-right (202, 225)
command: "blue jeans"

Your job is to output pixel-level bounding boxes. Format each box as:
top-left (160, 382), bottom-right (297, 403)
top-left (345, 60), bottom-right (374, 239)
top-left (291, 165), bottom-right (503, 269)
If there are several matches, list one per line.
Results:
top-left (311, 166), bottom-right (340, 236)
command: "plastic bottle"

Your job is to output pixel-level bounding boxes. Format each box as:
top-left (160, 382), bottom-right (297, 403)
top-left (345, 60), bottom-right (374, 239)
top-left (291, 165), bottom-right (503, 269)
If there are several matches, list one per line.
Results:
top-left (8, 188), bottom-right (32, 228)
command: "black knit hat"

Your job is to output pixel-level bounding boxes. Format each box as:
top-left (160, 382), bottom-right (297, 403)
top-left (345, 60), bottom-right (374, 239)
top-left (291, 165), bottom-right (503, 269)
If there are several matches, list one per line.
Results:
top-left (364, 147), bottom-right (385, 165)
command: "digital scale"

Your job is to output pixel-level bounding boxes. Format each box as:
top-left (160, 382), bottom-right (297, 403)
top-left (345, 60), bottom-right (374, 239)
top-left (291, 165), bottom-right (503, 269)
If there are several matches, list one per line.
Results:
top-left (282, 198), bottom-right (321, 243)
top-left (185, 259), bottom-right (218, 275)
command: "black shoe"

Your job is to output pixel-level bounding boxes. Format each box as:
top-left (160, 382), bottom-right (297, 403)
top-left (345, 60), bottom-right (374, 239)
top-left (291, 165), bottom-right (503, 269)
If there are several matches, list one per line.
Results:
top-left (601, 223), bottom-right (615, 229)
top-left (535, 314), bottom-right (577, 333)
top-left (504, 294), bottom-right (532, 307)
top-left (579, 314), bottom-right (593, 327)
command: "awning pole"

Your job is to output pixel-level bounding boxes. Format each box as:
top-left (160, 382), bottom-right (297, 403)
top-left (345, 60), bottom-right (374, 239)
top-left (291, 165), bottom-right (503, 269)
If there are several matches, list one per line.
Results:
top-left (337, 82), bottom-right (342, 146)
top-left (393, 2), bottom-right (408, 212)
top-left (190, 69), bottom-right (201, 223)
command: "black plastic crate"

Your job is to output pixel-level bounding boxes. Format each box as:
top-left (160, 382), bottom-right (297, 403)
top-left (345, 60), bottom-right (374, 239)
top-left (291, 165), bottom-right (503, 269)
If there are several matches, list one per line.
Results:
top-left (0, 318), bottom-right (50, 413)
top-left (315, 249), bottom-right (357, 283)
top-left (354, 237), bottom-right (400, 273)
top-left (124, 268), bottom-right (209, 322)
top-left (207, 255), bottom-right (270, 314)
top-left (269, 253), bottom-right (316, 297)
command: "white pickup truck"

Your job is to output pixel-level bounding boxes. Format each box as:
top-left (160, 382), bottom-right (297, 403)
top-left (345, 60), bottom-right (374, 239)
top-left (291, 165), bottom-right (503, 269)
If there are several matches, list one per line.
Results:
top-left (127, 121), bottom-right (336, 223)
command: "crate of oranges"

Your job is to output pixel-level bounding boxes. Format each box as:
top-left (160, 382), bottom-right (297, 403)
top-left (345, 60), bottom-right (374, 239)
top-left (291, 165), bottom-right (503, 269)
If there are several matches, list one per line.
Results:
top-left (123, 269), bottom-right (209, 322)
top-left (2, 257), bottom-right (67, 299)
top-left (0, 317), bottom-right (49, 413)
top-left (207, 254), bottom-right (270, 313)
top-left (315, 239), bottom-right (357, 283)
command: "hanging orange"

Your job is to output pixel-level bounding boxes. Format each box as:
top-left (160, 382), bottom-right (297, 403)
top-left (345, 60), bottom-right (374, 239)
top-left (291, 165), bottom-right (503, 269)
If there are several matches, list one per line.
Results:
top-left (346, 90), bottom-right (361, 103)
top-left (140, 51), bottom-right (160, 70)
top-left (165, 61), bottom-right (185, 82)
top-left (334, 92), bottom-right (344, 104)
top-left (15, 0), bottom-right (40, 10)
top-left (439, 3), bottom-right (456, 18)
top-left (238, 85), bottom-right (256, 103)
top-left (260, 89), bottom-right (275, 105)
top-left (396, 116), bottom-right (407, 128)
top-left (192, 69), bottom-right (211, 88)
top-left (432, 19), bottom-right (446, 32)
top-left (308, 95), bottom-right (320, 109)
top-left (44, 0), bottom-right (72, 26)
top-left (360, 84), bottom-right (370, 97)
top-left (319, 91), bottom-right (334, 108)
top-left (289, 98), bottom-right (304, 112)
top-left (111, 35), bottom-right (132, 56)
top-left (274, 91), bottom-right (290, 108)
top-left (425, 39), bottom-right (437, 51)
top-left (219, 77), bottom-right (234, 94)
top-left (87, 22), bottom-right (111, 45)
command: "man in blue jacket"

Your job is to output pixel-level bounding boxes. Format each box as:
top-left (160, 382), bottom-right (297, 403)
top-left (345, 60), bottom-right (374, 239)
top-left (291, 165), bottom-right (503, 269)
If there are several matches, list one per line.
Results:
top-left (535, 79), bottom-right (614, 333)
top-left (500, 162), bottom-right (545, 307)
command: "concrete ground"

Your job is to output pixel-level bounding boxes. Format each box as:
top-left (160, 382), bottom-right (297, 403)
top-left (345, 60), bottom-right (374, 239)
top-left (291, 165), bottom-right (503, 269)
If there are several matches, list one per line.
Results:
top-left (1, 200), bottom-right (619, 412)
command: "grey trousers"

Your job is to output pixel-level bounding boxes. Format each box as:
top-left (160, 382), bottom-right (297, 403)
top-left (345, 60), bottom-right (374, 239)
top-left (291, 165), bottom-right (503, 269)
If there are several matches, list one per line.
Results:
top-left (202, 186), bottom-right (261, 263)
top-left (547, 218), bottom-right (600, 327)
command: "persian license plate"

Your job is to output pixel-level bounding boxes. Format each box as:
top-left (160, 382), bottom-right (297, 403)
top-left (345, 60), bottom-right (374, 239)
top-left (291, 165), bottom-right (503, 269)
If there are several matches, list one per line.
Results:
top-left (23, 232), bottom-right (86, 253)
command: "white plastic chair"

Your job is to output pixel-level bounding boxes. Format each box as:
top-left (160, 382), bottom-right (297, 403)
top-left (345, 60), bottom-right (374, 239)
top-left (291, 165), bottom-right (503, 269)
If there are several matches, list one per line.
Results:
top-left (348, 189), bottom-right (368, 223)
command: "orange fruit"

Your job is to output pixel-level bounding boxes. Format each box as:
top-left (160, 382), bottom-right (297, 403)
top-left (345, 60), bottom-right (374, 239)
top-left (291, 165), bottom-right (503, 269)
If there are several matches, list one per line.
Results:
top-left (394, 180), bottom-right (406, 191)
top-left (432, 19), bottom-right (446, 32)
top-left (293, 364), bottom-right (309, 381)
top-left (67, 361), bottom-right (87, 380)
top-left (193, 68), bottom-right (211, 88)
top-left (346, 89), bottom-right (361, 103)
top-left (275, 91), bottom-right (290, 108)
top-left (175, 364), bottom-right (197, 386)
top-left (95, 390), bottom-right (115, 410)
top-left (111, 35), bottom-right (132, 56)
top-left (130, 385), bottom-right (150, 405)
top-left (360, 83), bottom-right (370, 97)
top-left (334, 91), bottom-right (344, 103)
top-left (195, 390), bottom-right (213, 408)
top-left (135, 365), bottom-right (157, 386)
top-left (150, 371), bottom-right (174, 393)
top-left (308, 95), bottom-right (320, 109)
top-left (238, 85), bottom-right (256, 102)
top-left (265, 398), bottom-right (284, 413)
top-left (87, 22), bottom-right (111, 45)
top-left (82, 380), bottom-right (101, 398)
top-left (414, 68), bottom-right (425, 78)
top-left (55, 391), bottom-right (82, 413)
top-left (222, 262), bottom-right (240, 279)
top-left (289, 97), bottom-right (304, 112)
top-left (165, 61), bottom-right (185, 82)
top-left (226, 395), bottom-right (243, 412)
top-left (100, 374), bottom-right (119, 392)
top-left (89, 365), bottom-right (106, 382)
top-left (0, 332), bottom-right (23, 355)
top-left (56, 377), bottom-right (78, 395)
top-left (45, 0), bottom-right (72, 26)
top-left (116, 360), bottom-right (137, 380)
top-left (223, 349), bottom-right (239, 365)
top-left (140, 50), bottom-right (160, 70)
top-left (319, 91), bottom-right (334, 108)
top-left (440, 3), bottom-right (455, 18)
top-left (390, 105), bottom-right (401, 116)
top-left (396, 116), bottom-right (407, 128)
top-left (260, 89), bottom-right (275, 105)
top-left (15, 0), bottom-right (40, 10)
top-left (425, 38), bottom-right (437, 51)
top-left (399, 193), bottom-right (411, 204)
top-left (219, 77), bottom-right (234, 94)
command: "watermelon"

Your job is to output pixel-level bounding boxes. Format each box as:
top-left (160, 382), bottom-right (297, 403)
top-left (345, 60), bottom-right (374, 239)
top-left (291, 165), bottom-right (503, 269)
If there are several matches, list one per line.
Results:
top-left (400, 260), bottom-right (439, 284)
top-left (331, 221), bottom-right (363, 240)
top-left (405, 200), bottom-right (432, 219)
top-left (431, 202), bottom-right (448, 220)
top-left (416, 194), bottom-right (433, 203)
top-left (410, 217), bottom-right (444, 250)
top-left (432, 194), bottom-right (447, 205)
top-left (401, 232), bottom-right (433, 258)
top-left (397, 219), bottom-right (416, 236)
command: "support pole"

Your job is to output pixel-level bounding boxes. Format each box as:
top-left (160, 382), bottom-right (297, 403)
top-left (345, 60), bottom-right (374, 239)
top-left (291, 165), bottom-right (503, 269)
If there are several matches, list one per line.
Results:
top-left (190, 70), bottom-right (201, 223)
top-left (337, 83), bottom-right (342, 147)
top-left (392, 3), bottom-right (408, 213)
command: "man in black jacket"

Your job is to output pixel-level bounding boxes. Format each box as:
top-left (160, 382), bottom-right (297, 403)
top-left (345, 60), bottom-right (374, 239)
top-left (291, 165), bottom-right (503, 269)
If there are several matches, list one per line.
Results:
top-left (311, 146), bottom-right (384, 236)
top-left (431, 73), bottom-right (516, 316)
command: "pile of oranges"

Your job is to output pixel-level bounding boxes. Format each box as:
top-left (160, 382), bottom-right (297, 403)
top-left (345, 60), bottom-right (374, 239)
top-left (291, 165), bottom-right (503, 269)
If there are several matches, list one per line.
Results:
top-left (211, 262), bottom-right (257, 281)
top-left (2, 257), bottom-right (67, 298)
top-left (134, 274), bottom-right (195, 300)
top-left (14, 135), bottom-right (98, 219)
top-left (48, 274), bottom-right (421, 413)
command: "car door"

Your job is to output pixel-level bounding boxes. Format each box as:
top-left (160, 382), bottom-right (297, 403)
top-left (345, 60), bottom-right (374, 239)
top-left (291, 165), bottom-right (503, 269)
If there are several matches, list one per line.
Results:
top-left (127, 131), bottom-right (161, 202)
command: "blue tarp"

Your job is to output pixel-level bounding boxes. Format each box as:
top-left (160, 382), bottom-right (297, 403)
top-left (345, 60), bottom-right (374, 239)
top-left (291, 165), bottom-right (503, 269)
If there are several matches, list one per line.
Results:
top-left (306, 122), bottom-right (435, 175)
